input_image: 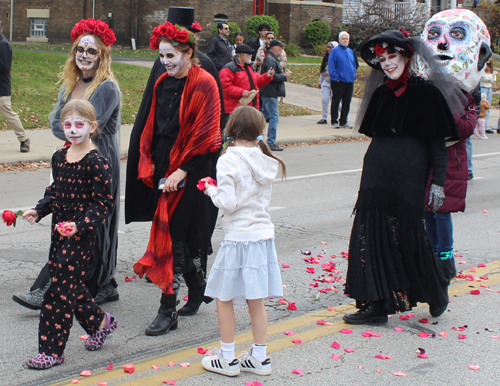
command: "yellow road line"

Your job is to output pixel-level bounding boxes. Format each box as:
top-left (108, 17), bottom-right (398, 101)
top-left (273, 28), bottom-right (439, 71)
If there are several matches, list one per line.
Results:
top-left (49, 260), bottom-right (500, 386)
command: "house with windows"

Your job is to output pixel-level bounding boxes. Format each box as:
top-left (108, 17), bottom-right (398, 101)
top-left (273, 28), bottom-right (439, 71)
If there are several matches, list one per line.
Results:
top-left (0, 0), bottom-right (343, 47)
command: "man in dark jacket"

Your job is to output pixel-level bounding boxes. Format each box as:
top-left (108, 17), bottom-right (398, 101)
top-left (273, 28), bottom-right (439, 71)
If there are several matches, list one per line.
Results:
top-left (328, 31), bottom-right (358, 129)
top-left (0, 20), bottom-right (30, 152)
top-left (260, 39), bottom-right (292, 151)
top-left (207, 22), bottom-right (233, 72)
top-left (250, 22), bottom-right (271, 61)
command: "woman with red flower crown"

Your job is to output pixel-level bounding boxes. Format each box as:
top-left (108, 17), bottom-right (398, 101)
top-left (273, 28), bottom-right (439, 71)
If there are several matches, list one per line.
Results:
top-left (12, 19), bottom-right (122, 310)
top-left (125, 23), bottom-right (221, 336)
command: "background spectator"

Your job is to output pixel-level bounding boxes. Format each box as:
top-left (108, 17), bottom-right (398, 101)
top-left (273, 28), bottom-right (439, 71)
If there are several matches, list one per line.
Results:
top-left (250, 23), bottom-right (271, 61)
top-left (208, 22), bottom-right (233, 71)
top-left (317, 41), bottom-right (337, 124)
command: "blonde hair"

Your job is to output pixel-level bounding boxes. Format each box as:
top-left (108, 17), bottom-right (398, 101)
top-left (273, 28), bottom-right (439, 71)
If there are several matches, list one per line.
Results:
top-left (60, 33), bottom-right (117, 101)
top-left (223, 106), bottom-right (286, 178)
top-left (61, 99), bottom-right (99, 138)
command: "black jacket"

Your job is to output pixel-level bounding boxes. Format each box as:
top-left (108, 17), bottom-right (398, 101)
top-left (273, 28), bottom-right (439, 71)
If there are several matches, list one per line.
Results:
top-left (207, 34), bottom-right (233, 72)
top-left (250, 38), bottom-right (262, 61)
top-left (260, 51), bottom-right (287, 98)
top-left (0, 34), bottom-right (12, 97)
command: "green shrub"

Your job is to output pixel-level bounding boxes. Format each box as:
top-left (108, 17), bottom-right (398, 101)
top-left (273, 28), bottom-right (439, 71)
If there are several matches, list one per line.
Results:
top-left (245, 15), bottom-right (279, 40)
top-left (304, 20), bottom-right (331, 48)
top-left (312, 43), bottom-right (327, 56)
top-left (211, 21), bottom-right (242, 45)
top-left (284, 42), bottom-right (301, 57)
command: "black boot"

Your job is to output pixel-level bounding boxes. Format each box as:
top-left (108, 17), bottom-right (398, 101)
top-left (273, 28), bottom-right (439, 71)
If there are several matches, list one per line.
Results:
top-left (429, 281), bottom-right (449, 318)
top-left (343, 301), bottom-right (388, 325)
top-left (145, 294), bottom-right (178, 336)
top-left (439, 251), bottom-right (457, 280)
top-left (178, 271), bottom-right (214, 316)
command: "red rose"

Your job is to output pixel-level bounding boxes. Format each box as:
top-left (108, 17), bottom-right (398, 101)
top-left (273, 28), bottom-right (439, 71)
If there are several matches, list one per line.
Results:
top-left (175, 30), bottom-right (189, 44)
top-left (158, 23), bottom-right (169, 37)
top-left (71, 20), bottom-right (86, 41)
top-left (95, 20), bottom-right (108, 35)
top-left (373, 44), bottom-right (386, 56)
top-left (150, 35), bottom-right (159, 50)
top-left (2, 210), bottom-right (17, 226)
top-left (100, 28), bottom-right (116, 46)
top-left (85, 18), bottom-right (98, 34)
top-left (191, 22), bottom-right (202, 32)
top-left (165, 23), bottom-right (178, 40)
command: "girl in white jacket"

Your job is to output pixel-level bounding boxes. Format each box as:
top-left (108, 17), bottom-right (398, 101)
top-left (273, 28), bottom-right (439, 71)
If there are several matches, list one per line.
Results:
top-left (202, 106), bottom-right (286, 378)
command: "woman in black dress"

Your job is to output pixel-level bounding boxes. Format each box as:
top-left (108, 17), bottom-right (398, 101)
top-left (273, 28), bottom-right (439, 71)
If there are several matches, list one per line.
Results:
top-left (343, 30), bottom-right (461, 324)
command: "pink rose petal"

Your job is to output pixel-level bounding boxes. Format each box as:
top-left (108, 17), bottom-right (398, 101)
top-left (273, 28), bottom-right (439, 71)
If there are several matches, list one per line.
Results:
top-left (459, 334), bottom-right (467, 339)
top-left (483, 210), bottom-right (488, 213)
top-left (122, 363), bottom-right (135, 374)
top-left (419, 318), bottom-right (429, 324)
top-left (198, 348), bottom-right (208, 355)
top-left (418, 353), bottom-right (429, 358)
top-left (321, 241), bottom-right (328, 245)
top-left (162, 381), bottom-right (176, 385)
top-left (340, 328), bottom-right (353, 334)
top-left (332, 354), bottom-right (341, 360)
top-left (418, 332), bottom-right (430, 338)
top-left (292, 339), bottom-right (302, 344)
top-left (179, 363), bottom-right (190, 368)
top-left (327, 306), bottom-right (336, 311)
top-left (80, 370), bottom-right (91, 377)
top-left (279, 298), bottom-right (288, 305)
top-left (457, 261), bottom-right (467, 264)
top-left (478, 263), bottom-right (487, 267)
top-left (97, 383), bottom-right (107, 386)
top-left (374, 354), bottom-right (391, 359)
top-left (470, 267), bottom-right (477, 272)
top-left (394, 327), bottom-right (404, 332)
top-left (394, 371), bottom-right (407, 377)
top-left (469, 364), bottom-right (480, 370)
top-left (292, 369), bottom-right (304, 375)
top-left (345, 348), bottom-right (355, 353)
top-left (182, 295), bottom-right (189, 301)
top-left (491, 335), bottom-right (499, 339)
top-left (282, 264), bottom-right (290, 268)
top-left (316, 320), bottom-right (332, 325)
top-left (331, 341), bottom-right (342, 349)
top-left (79, 334), bottom-right (89, 340)
top-left (105, 363), bottom-right (113, 370)
top-left (287, 302), bottom-right (298, 311)
top-left (71, 381), bottom-right (79, 385)
top-left (167, 362), bottom-right (175, 367)
top-left (284, 330), bottom-right (295, 336)
top-left (439, 331), bottom-right (448, 337)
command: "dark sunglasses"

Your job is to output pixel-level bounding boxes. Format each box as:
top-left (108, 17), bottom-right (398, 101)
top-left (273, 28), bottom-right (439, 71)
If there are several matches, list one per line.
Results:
top-left (75, 46), bottom-right (99, 59)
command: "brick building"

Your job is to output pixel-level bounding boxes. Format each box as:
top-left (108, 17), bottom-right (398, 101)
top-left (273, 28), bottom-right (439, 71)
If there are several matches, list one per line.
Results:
top-left (0, 0), bottom-right (342, 48)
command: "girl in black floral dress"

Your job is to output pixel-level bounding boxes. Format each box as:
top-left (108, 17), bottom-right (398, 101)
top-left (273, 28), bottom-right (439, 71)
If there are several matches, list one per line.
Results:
top-left (23, 100), bottom-right (117, 369)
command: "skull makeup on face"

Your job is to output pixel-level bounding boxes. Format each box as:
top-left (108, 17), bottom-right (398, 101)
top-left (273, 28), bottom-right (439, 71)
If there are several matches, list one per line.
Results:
top-left (159, 41), bottom-right (187, 77)
top-left (378, 50), bottom-right (409, 80)
top-left (63, 115), bottom-right (92, 145)
top-left (75, 35), bottom-right (100, 72)
top-left (422, 9), bottom-right (491, 92)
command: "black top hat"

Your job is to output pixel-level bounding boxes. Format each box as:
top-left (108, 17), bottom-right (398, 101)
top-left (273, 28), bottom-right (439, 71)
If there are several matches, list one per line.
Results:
top-left (235, 44), bottom-right (255, 55)
top-left (167, 7), bottom-right (201, 32)
top-left (360, 30), bottom-right (415, 70)
top-left (269, 39), bottom-right (285, 49)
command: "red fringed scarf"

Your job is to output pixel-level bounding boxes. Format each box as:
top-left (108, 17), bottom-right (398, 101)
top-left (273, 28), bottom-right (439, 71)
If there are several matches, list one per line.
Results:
top-left (134, 66), bottom-right (221, 294)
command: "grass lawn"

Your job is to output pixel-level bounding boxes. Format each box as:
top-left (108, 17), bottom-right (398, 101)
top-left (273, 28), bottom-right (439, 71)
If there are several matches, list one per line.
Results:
top-left (287, 64), bottom-right (371, 99)
top-left (6, 50), bottom-right (152, 130)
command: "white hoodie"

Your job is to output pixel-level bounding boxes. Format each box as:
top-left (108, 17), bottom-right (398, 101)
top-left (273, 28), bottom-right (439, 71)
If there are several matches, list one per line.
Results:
top-left (207, 146), bottom-right (279, 242)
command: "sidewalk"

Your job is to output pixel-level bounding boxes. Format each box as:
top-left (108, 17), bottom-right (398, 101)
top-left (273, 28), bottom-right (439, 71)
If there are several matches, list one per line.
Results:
top-left (0, 82), bottom-right (363, 164)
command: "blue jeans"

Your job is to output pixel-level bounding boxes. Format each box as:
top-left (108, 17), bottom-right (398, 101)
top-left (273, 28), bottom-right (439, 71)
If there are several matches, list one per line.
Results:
top-left (261, 96), bottom-right (279, 146)
top-left (424, 211), bottom-right (453, 254)
top-left (465, 137), bottom-right (473, 173)
top-left (481, 86), bottom-right (492, 130)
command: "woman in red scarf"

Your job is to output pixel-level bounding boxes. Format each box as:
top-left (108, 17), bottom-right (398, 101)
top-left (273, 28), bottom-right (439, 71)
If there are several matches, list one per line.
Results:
top-left (125, 23), bottom-right (221, 335)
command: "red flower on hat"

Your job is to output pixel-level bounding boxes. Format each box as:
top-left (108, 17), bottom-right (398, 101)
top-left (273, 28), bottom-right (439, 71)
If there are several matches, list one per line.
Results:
top-left (191, 22), bottom-right (202, 31)
top-left (373, 44), bottom-right (386, 56)
top-left (165, 23), bottom-right (178, 40)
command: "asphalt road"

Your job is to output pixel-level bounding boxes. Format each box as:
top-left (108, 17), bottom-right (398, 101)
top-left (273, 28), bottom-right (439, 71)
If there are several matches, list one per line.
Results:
top-left (1, 137), bottom-right (499, 385)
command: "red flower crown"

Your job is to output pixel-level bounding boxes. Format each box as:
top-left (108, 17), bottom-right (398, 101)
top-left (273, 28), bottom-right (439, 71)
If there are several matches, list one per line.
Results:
top-left (150, 22), bottom-right (195, 50)
top-left (71, 18), bottom-right (116, 47)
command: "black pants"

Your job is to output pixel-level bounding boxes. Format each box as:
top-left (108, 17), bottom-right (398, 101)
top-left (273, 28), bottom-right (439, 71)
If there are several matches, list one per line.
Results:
top-left (330, 81), bottom-right (354, 126)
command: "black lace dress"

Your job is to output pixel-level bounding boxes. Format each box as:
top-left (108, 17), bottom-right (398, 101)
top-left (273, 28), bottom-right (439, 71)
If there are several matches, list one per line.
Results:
top-left (345, 77), bottom-right (459, 313)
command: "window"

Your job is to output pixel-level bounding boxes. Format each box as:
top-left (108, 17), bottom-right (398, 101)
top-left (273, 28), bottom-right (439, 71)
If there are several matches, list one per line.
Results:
top-left (30, 18), bottom-right (47, 37)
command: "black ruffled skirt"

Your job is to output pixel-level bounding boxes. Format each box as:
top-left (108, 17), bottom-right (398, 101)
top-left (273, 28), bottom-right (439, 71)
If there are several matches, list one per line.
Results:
top-left (345, 135), bottom-right (449, 314)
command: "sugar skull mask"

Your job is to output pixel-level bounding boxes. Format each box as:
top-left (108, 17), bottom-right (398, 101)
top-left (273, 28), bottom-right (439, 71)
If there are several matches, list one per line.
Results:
top-left (422, 9), bottom-right (491, 92)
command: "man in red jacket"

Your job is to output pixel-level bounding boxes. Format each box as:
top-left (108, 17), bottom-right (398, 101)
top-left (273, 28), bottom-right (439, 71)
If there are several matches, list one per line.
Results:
top-left (219, 44), bottom-right (275, 118)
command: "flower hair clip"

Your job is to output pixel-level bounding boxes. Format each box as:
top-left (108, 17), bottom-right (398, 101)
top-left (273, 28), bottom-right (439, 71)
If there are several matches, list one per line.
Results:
top-left (71, 18), bottom-right (116, 46)
top-left (150, 22), bottom-right (195, 50)
top-left (372, 43), bottom-right (387, 56)
top-left (191, 22), bottom-right (202, 32)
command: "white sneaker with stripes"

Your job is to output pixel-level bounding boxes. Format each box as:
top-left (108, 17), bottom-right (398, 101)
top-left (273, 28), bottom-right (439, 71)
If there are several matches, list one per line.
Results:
top-left (238, 349), bottom-right (272, 376)
top-left (201, 348), bottom-right (240, 377)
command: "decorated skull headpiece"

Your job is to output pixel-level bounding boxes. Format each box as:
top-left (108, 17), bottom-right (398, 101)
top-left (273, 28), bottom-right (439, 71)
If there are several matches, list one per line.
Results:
top-left (422, 9), bottom-right (491, 93)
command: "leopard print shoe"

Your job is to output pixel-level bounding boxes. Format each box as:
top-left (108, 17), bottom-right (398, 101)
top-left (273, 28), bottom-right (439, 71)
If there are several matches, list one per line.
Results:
top-left (85, 312), bottom-right (117, 351)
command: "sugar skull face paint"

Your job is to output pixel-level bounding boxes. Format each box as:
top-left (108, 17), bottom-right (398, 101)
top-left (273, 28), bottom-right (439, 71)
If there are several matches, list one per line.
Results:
top-left (63, 115), bottom-right (92, 145)
top-left (422, 9), bottom-right (491, 92)
top-left (75, 35), bottom-right (100, 72)
top-left (378, 50), bottom-right (409, 80)
top-left (159, 41), bottom-right (187, 77)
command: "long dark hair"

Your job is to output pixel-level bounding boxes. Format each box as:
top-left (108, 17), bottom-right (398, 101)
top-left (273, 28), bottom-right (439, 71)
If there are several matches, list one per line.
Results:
top-left (223, 106), bottom-right (286, 178)
top-left (320, 42), bottom-right (334, 74)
